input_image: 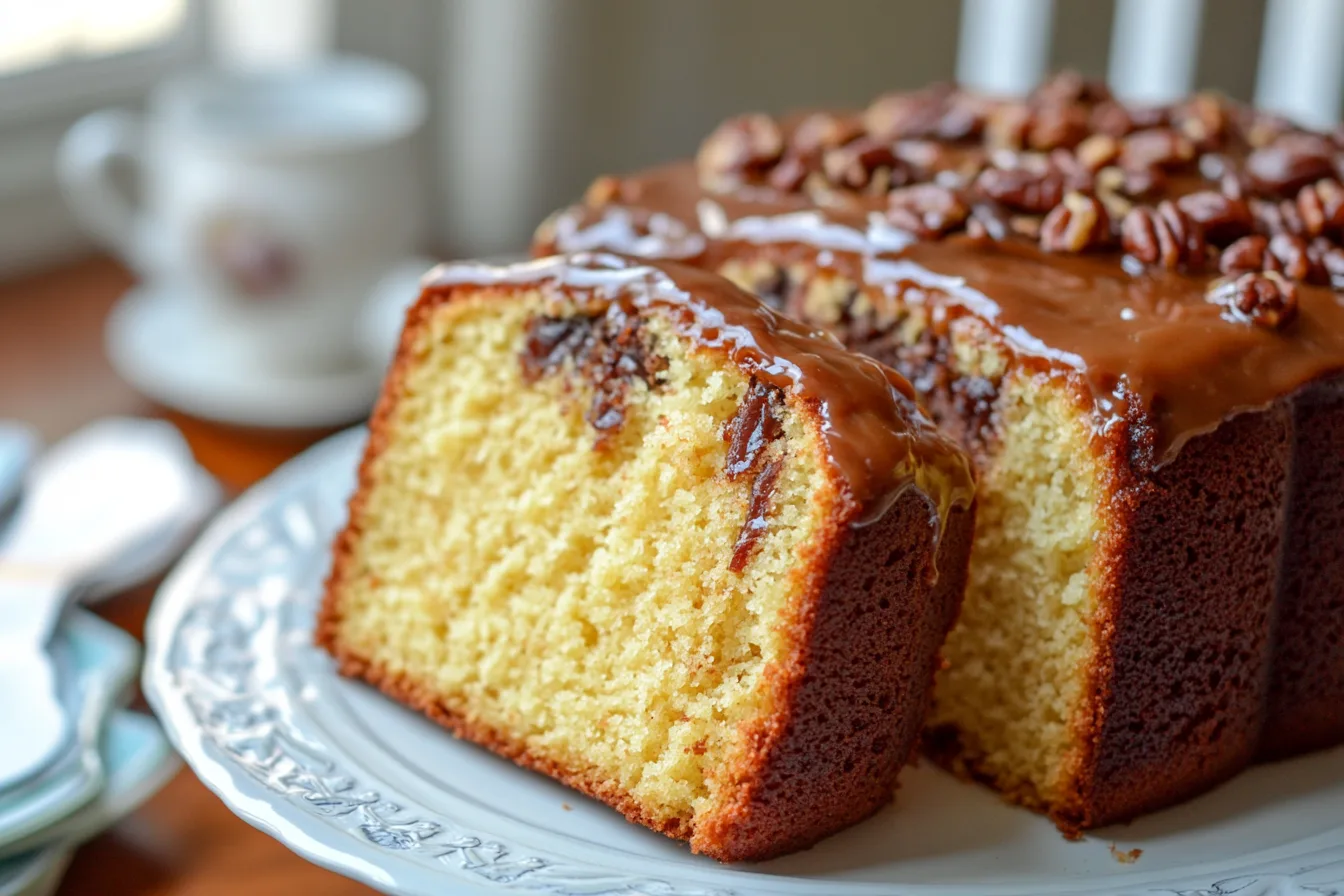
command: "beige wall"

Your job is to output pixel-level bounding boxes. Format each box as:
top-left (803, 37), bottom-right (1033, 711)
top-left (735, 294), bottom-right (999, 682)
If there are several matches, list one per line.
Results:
top-left (336, 0), bottom-right (1282, 258)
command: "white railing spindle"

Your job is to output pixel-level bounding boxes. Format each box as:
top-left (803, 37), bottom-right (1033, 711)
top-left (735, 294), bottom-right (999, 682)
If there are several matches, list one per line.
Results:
top-left (1108, 0), bottom-right (1205, 104)
top-left (1254, 0), bottom-right (1344, 127)
top-left (956, 0), bottom-right (1055, 96)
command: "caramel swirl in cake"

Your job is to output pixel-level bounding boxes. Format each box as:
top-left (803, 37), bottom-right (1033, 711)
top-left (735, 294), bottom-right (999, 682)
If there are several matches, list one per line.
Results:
top-left (538, 75), bottom-right (1344, 463)
top-left (428, 253), bottom-right (976, 529)
top-left (722, 378), bottom-right (787, 571)
top-left (520, 309), bottom-right (667, 448)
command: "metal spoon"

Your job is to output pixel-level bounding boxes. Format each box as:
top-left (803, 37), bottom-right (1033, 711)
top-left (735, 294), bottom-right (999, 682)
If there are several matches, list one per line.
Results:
top-left (0, 419), bottom-right (201, 791)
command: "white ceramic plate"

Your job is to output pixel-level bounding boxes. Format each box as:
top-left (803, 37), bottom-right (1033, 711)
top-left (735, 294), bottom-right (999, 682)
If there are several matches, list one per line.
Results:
top-left (144, 428), bottom-right (1344, 896)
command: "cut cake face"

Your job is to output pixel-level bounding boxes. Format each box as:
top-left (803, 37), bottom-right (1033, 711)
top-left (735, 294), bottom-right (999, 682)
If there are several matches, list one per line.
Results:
top-left (319, 253), bottom-right (975, 860)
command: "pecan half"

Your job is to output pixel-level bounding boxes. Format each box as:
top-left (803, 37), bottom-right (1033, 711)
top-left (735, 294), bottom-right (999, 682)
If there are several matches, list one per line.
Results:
top-left (792, 112), bottom-right (865, 158)
top-left (768, 152), bottom-right (812, 192)
top-left (821, 136), bottom-right (904, 191)
top-left (1119, 128), bottom-right (1196, 171)
top-left (1312, 238), bottom-right (1344, 289)
top-left (696, 114), bottom-right (784, 188)
top-left (1027, 104), bottom-right (1090, 151)
top-left (1267, 233), bottom-right (1323, 283)
top-left (886, 184), bottom-right (969, 239)
top-left (863, 85), bottom-right (976, 143)
top-left (1121, 200), bottom-right (1206, 270)
top-left (1219, 235), bottom-right (1269, 276)
top-left (1040, 191), bottom-right (1111, 253)
top-left (1206, 271), bottom-right (1299, 329)
top-left (967, 202), bottom-right (1012, 241)
top-left (1176, 190), bottom-right (1253, 245)
top-left (1169, 92), bottom-right (1231, 151)
top-left (1075, 134), bottom-right (1120, 172)
top-left (1251, 197), bottom-right (1308, 237)
top-left (1295, 178), bottom-right (1344, 237)
top-left (973, 164), bottom-right (1064, 214)
top-left (1246, 133), bottom-right (1337, 196)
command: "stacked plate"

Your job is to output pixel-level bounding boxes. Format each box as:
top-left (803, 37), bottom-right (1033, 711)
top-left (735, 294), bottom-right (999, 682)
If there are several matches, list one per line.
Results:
top-left (0, 419), bottom-right (216, 896)
top-left (0, 612), bottom-right (180, 896)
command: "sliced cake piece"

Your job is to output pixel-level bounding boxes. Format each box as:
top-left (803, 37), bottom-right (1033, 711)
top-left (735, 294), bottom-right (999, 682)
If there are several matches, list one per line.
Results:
top-left (317, 253), bottom-right (975, 861)
top-left (535, 76), bottom-right (1344, 833)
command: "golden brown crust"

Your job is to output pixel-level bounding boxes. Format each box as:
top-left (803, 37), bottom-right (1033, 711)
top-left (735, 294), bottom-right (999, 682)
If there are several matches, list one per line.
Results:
top-left (318, 270), bottom-right (977, 862)
top-left (571, 239), bottom-right (1344, 836)
top-left (322, 645), bottom-right (696, 843)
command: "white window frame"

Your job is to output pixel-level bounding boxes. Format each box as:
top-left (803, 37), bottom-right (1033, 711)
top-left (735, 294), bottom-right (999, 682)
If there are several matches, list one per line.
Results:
top-left (0, 1), bottom-right (210, 277)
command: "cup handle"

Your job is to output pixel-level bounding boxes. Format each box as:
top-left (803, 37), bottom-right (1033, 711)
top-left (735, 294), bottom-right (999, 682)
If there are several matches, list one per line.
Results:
top-left (56, 109), bottom-right (150, 272)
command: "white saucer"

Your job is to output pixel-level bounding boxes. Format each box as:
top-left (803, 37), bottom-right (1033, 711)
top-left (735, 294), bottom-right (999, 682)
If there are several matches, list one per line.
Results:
top-left (106, 286), bottom-right (386, 430)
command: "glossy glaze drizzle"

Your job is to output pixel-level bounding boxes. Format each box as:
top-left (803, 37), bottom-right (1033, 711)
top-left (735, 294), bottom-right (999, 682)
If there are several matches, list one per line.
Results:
top-left (426, 253), bottom-right (976, 529)
top-left (537, 85), bottom-right (1344, 466)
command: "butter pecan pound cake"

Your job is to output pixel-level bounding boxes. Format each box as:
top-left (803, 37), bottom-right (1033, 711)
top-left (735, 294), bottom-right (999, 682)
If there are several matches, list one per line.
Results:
top-left (536, 72), bottom-right (1344, 835)
top-left (318, 253), bottom-right (975, 861)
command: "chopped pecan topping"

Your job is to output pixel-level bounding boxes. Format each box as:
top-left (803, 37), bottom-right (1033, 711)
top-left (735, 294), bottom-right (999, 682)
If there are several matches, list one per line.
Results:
top-left (1176, 190), bottom-right (1253, 245)
top-left (822, 136), bottom-right (904, 190)
top-left (1243, 110), bottom-right (1296, 149)
top-left (1047, 148), bottom-right (1096, 191)
top-left (696, 114), bottom-right (784, 188)
top-left (1206, 271), bottom-right (1299, 329)
top-left (792, 112), bottom-right (865, 158)
top-left (984, 103), bottom-right (1032, 150)
top-left (1219, 235), bottom-right (1270, 276)
top-left (973, 164), bottom-right (1064, 214)
top-left (967, 201), bottom-right (1012, 241)
top-left (1090, 100), bottom-right (1140, 138)
top-left (1245, 133), bottom-right (1337, 196)
top-left (1097, 164), bottom-right (1165, 200)
top-left (1313, 239), bottom-right (1344, 288)
top-left (751, 266), bottom-right (792, 311)
top-left (1169, 93), bottom-right (1231, 151)
top-left (1030, 71), bottom-right (1112, 108)
top-left (863, 85), bottom-right (981, 143)
top-left (1119, 128), bottom-right (1196, 171)
top-left (767, 153), bottom-right (811, 192)
top-left (1266, 233), bottom-right (1322, 283)
top-left (1026, 104), bottom-right (1090, 151)
top-left (1251, 197), bottom-right (1307, 237)
top-left (522, 310), bottom-right (668, 448)
top-left (886, 184), bottom-right (969, 238)
top-left (1121, 200), bottom-right (1207, 271)
top-left (1295, 178), bottom-right (1344, 237)
top-left (1075, 133), bottom-right (1120, 172)
top-left (584, 176), bottom-right (621, 208)
top-left (1009, 214), bottom-right (1044, 240)
top-left (1040, 191), bottom-right (1111, 253)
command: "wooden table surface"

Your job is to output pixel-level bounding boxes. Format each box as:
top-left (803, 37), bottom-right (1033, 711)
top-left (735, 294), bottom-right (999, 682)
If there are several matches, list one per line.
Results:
top-left (0, 257), bottom-right (377, 895)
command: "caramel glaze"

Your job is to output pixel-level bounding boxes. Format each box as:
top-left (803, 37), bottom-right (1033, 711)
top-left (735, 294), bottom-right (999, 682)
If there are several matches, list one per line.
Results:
top-left (540, 161), bottom-right (1344, 466)
top-left (425, 252), bottom-right (976, 530)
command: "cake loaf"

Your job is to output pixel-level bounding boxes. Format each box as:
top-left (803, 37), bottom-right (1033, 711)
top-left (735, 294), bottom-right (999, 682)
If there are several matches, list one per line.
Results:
top-left (535, 73), bottom-right (1344, 834)
top-left (318, 253), bottom-right (976, 860)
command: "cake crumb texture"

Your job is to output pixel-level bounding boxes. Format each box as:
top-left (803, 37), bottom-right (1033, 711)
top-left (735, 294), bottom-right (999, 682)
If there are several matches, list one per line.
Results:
top-left (926, 372), bottom-right (1101, 809)
top-left (324, 289), bottom-right (830, 837)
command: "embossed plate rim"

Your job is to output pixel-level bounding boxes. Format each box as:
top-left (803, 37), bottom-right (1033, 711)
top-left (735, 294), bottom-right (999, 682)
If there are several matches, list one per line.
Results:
top-left (143, 426), bottom-right (1344, 896)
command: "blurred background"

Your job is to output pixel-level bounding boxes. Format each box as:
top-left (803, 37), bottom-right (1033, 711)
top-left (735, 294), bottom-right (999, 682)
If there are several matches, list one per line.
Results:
top-left (1, 0), bottom-right (1342, 275)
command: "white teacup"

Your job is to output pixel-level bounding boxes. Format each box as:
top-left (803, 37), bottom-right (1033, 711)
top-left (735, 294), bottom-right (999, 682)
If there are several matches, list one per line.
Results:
top-left (58, 57), bottom-right (427, 374)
